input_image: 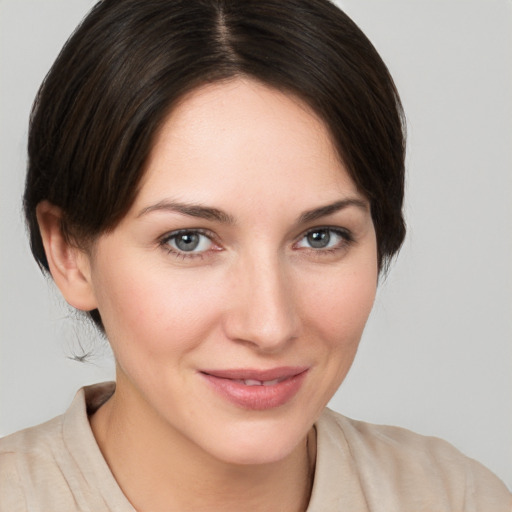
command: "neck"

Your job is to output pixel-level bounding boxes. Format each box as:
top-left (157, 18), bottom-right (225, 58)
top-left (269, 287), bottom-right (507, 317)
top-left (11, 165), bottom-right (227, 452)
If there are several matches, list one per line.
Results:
top-left (90, 377), bottom-right (316, 512)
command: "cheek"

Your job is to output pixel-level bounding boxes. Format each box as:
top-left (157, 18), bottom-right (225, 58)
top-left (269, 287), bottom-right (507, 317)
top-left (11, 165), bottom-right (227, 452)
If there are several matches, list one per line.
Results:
top-left (301, 262), bottom-right (377, 349)
top-left (292, 260), bottom-right (377, 414)
top-left (92, 258), bottom-right (224, 357)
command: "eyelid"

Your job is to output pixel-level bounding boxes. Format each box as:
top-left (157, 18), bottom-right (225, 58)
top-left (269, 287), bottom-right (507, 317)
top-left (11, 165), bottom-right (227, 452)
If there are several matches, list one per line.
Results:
top-left (159, 228), bottom-right (221, 258)
top-left (160, 228), bottom-right (214, 243)
top-left (298, 225), bottom-right (353, 241)
top-left (293, 225), bottom-right (354, 250)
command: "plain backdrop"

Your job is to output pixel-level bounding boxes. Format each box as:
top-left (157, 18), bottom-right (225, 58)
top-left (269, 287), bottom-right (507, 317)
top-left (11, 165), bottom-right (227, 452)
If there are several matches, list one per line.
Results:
top-left (1, 0), bottom-right (511, 489)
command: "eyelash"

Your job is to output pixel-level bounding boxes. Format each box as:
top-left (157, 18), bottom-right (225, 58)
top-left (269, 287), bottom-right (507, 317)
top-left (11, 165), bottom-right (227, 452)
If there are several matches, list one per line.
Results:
top-left (159, 229), bottom-right (219, 260)
top-left (294, 226), bottom-right (354, 255)
top-left (159, 226), bottom-right (354, 260)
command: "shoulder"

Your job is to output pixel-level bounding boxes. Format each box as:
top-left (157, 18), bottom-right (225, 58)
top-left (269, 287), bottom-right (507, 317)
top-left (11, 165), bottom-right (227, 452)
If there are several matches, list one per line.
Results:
top-left (0, 413), bottom-right (65, 466)
top-left (0, 383), bottom-right (119, 512)
top-left (316, 408), bottom-right (512, 511)
top-left (323, 408), bottom-right (470, 467)
top-left (0, 415), bottom-right (65, 511)
top-left (1, 412), bottom-right (64, 451)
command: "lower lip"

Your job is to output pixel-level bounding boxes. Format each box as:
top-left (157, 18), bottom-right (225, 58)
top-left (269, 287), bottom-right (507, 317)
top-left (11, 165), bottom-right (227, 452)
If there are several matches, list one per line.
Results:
top-left (201, 371), bottom-right (308, 410)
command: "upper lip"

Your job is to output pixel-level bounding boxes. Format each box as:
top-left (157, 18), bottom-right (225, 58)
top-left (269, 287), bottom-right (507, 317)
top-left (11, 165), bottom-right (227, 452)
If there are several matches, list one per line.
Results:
top-left (200, 366), bottom-right (309, 382)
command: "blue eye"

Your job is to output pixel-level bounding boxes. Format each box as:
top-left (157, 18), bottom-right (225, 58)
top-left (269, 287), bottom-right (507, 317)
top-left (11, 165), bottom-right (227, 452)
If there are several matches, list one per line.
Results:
top-left (163, 230), bottom-right (214, 254)
top-left (296, 228), bottom-right (351, 250)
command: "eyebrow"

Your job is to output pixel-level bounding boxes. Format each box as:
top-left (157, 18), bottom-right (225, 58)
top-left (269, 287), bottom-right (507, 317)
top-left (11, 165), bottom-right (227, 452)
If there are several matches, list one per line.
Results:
top-left (137, 197), bottom-right (368, 225)
top-left (298, 198), bottom-right (369, 224)
top-left (137, 200), bottom-right (236, 224)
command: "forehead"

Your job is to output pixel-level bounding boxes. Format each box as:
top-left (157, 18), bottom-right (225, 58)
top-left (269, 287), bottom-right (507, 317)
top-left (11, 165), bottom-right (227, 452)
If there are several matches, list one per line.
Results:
top-left (135, 78), bottom-right (360, 212)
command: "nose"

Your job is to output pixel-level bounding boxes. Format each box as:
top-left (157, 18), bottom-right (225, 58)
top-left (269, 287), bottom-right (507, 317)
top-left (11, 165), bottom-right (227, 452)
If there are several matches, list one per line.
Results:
top-left (223, 254), bottom-right (299, 353)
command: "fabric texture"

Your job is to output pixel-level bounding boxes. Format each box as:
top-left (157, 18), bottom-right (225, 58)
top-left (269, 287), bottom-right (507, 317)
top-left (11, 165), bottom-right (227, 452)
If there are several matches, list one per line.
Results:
top-left (1, 382), bottom-right (510, 511)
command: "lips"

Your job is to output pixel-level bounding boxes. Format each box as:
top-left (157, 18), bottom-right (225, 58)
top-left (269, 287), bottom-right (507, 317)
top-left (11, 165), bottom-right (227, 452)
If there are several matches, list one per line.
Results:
top-left (199, 367), bottom-right (308, 410)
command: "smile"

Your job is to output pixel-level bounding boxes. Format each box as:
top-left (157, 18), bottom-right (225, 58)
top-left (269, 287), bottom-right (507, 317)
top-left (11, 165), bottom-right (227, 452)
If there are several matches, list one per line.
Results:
top-left (199, 367), bottom-right (309, 410)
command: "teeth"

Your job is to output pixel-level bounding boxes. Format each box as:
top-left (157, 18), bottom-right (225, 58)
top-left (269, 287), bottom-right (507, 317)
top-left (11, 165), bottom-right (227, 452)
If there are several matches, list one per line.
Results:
top-left (244, 379), bottom-right (262, 386)
top-left (242, 378), bottom-right (282, 386)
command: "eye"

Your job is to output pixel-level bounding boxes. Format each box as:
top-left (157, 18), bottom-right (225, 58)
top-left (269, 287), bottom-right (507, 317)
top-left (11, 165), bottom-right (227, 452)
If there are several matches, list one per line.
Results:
top-left (295, 227), bottom-right (352, 251)
top-left (161, 229), bottom-right (215, 256)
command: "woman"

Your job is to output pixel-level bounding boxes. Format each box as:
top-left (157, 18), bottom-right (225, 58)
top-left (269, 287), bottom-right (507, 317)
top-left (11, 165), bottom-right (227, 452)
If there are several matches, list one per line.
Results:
top-left (1, 0), bottom-right (510, 510)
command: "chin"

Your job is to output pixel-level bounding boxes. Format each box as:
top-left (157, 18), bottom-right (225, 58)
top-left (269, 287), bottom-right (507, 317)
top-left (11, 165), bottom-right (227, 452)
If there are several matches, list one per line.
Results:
top-left (213, 440), bottom-right (302, 467)
top-left (197, 414), bottom-right (311, 467)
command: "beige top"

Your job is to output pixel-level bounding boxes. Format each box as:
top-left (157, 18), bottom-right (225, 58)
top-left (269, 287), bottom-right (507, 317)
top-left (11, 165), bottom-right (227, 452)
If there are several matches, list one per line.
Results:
top-left (0, 382), bottom-right (510, 512)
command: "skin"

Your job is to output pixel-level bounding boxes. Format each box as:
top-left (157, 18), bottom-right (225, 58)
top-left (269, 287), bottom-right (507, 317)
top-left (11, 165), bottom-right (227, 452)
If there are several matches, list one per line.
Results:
top-left (37, 78), bottom-right (378, 512)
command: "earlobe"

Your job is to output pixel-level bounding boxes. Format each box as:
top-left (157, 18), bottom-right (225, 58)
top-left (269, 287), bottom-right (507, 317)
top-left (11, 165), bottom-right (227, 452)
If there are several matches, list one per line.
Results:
top-left (36, 201), bottom-right (98, 311)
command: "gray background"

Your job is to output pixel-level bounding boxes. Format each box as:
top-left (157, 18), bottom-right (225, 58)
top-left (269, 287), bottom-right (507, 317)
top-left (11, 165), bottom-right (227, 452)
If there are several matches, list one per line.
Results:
top-left (1, 0), bottom-right (511, 488)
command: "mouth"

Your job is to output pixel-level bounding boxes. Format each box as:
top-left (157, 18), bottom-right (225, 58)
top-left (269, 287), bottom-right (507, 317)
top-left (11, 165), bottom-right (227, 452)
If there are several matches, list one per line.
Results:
top-left (199, 367), bottom-right (309, 410)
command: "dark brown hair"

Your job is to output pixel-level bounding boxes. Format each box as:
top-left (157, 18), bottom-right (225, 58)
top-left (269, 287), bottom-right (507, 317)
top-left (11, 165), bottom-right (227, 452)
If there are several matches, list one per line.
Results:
top-left (24, 0), bottom-right (406, 329)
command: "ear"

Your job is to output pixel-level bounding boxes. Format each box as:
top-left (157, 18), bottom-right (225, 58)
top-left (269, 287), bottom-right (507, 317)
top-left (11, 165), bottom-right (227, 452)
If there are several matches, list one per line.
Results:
top-left (36, 201), bottom-right (98, 311)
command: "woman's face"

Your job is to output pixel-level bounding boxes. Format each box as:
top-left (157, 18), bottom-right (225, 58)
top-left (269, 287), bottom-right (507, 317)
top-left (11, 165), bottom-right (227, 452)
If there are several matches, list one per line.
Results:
top-left (83, 79), bottom-right (378, 465)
